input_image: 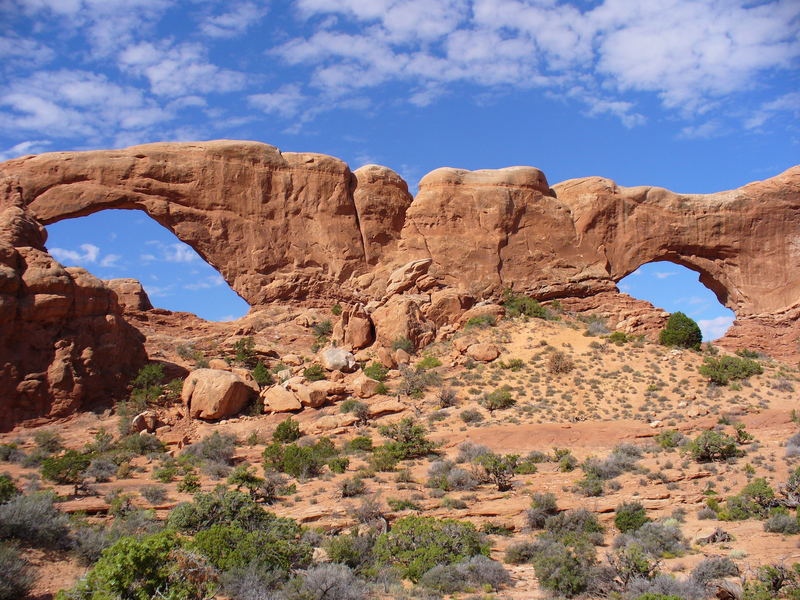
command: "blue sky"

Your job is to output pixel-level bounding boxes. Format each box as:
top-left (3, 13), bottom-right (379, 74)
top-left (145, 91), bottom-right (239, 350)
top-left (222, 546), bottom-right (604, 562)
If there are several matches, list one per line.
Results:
top-left (3, 1), bottom-right (799, 335)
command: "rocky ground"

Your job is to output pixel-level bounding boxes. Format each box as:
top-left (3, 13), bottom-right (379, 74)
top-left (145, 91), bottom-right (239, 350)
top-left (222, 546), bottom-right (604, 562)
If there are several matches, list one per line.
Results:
top-left (3, 302), bottom-right (800, 599)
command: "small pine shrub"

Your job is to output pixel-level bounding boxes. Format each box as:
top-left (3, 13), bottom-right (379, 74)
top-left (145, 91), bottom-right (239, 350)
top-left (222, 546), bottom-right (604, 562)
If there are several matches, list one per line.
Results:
top-left (659, 312), bottom-right (702, 350)
top-left (303, 364), bottom-right (326, 381)
top-left (687, 430), bottom-right (739, 462)
top-left (615, 502), bottom-right (650, 533)
top-left (0, 543), bottom-right (34, 600)
top-left (273, 418), bottom-right (302, 443)
top-left (481, 387), bottom-right (515, 412)
top-left (699, 355), bottom-right (763, 385)
top-left (391, 337), bottom-right (414, 353)
top-left (362, 362), bottom-right (389, 382)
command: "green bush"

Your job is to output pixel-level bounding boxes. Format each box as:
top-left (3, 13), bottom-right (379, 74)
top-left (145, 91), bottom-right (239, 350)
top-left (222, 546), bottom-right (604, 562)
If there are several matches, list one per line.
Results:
top-left (362, 362), bottom-right (389, 382)
top-left (130, 363), bottom-right (166, 405)
top-left (263, 438), bottom-right (339, 479)
top-left (374, 515), bottom-right (489, 581)
top-left (0, 475), bottom-right (18, 504)
top-left (531, 538), bottom-right (595, 598)
top-left (615, 501), bottom-right (650, 533)
top-left (33, 430), bottom-right (63, 453)
top-left (57, 531), bottom-right (216, 600)
top-left (378, 418), bottom-right (436, 460)
top-left (167, 488), bottom-right (289, 534)
top-left (608, 331), bottom-right (628, 345)
top-left (397, 366), bottom-right (440, 398)
top-left (0, 492), bottom-right (70, 548)
top-left (477, 453), bottom-right (519, 491)
top-left (687, 430), bottom-right (739, 462)
top-left (251, 361), bottom-right (273, 388)
top-left (345, 436), bottom-right (373, 453)
top-left (273, 418), bottom-right (302, 443)
top-left (658, 312), bottom-right (702, 350)
top-left (233, 336), bottom-right (257, 367)
top-left (391, 337), bottom-right (415, 353)
top-left (526, 493), bottom-right (559, 529)
top-left (40, 450), bottom-right (91, 492)
top-left (182, 431), bottom-right (238, 465)
top-left (303, 364), bottom-right (326, 381)
top-left (481, 387), bottom-right (515, 412)
top-left (502, 289), bottom-right (549, 319)
top-left (326, 532), bottom-right (377, 573)
top-left (699, 355), bottom-right (763, 385)
top-left (192, 522), bottom-right (311, 574)
top-left (464, 314), bottom-right (496, 329)
top-left (416, 355), bottom-right (442, 370)
top-left (655, 429), bottom-right (685, 449)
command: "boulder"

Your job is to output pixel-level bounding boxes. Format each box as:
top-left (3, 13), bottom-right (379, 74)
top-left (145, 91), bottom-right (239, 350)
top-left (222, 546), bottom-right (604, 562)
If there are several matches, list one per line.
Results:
top-left (385, 258), bottom-right (432, 296)
top-left (308, 413), bottom-right (360, 433)
top-left (105, 278), bottom-right (153, 311)
top-left (288, 380), bottom-right (345, 408)
top-left (340, 304), bottom-right (375, 349)
top-left (207, 358), bottom-right (230, 370)
top-left (394, 348), bottom-right (411, 366)
top-left (425, 289), bottom-right (475, 327)
top-left (320, 347), bottom-right (357, 372)
top-left (368, 399), bottom-right (407, 417)
top-left (282, 354), bottom-right (303, 366)
top-left (458, 304), bottom-right (505, 327)
top-left (181, 369), bottom-right (255, 420)
top-left (352, 374), bottom-right (381, 398)
top-left (466, 343), bottom-right (500, 362)
top-left (131, 410), bottom-right (159, 433)
top-left (371, 295), bottom-right (436, 350)
top-left (261, 385), bottom-right (302, 413)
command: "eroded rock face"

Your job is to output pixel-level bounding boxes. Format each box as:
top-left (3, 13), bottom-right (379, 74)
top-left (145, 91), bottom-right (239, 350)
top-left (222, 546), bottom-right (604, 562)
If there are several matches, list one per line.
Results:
top-left (105, 279), bottom-right (153, 312)
top-left (0, 179), bottom-right (146, 430)
top-left (1, 140), bottom-right (799, 363)
top-left (181, 368), bottom-right (254, 420)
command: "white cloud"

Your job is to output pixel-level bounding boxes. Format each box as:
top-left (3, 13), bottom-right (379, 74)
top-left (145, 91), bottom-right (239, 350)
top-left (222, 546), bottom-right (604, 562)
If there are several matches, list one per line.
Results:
top-left (678, 120), bottom-right (724, 140)
top-left (0, 70), bottom-right (169, 139)
top-left (0, 36), bottom-right (54, 70)
top-left (200, 2), bottom-right (268, 38)
top-left (745, 92), bottom-right (800, 130)
top-left (141, 241), bottom-right (197, 263)
top-left (248, 84), bottom-right (307, 118)
top-left (0, 140), bottom-right (50, 161)
top-left (50, 243), bottom-right (100, 265)
top-left (119, 42), bottom-right (246, 97)
top-left (142, 283), bottom-right (174, 298)
top-left (280, 0), bottom-right (800, 127)
top-left (99, 254), bottom-right (121, 267)
top-left (698, 315), bottom-right (734, 340)
top-left (183, 274), bottom-right (226, 290)
top-left (654, 271), bottom-right (676, 279)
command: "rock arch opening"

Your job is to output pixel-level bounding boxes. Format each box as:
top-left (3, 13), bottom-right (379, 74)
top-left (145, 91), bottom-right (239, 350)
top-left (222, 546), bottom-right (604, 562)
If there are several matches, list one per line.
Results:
top-left (617, 261), bottom-right (735, 341)
top-left (45, 209), bottom-right (250, 321)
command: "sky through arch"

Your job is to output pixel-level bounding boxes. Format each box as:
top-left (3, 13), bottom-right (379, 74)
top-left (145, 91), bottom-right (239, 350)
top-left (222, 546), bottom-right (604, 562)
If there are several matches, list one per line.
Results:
top-left (45, 209), bottom-right (250, 322)
top-left (617, 261), bottom-right (735, 341)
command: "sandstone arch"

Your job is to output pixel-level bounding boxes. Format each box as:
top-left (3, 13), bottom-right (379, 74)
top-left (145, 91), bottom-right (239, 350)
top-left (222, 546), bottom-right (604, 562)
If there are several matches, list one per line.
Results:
top-left (1, 140), bottom-right (798, 359)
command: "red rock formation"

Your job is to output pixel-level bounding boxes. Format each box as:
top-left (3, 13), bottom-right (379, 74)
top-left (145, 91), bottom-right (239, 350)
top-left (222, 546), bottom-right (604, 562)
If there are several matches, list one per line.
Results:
top-left (0, 176), bottom-right (146, 430)
top-left (1, 140), bottom-right (799, 365)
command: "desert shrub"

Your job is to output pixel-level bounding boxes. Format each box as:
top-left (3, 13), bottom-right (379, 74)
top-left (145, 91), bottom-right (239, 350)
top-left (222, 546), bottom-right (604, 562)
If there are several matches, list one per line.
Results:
top-left (699, 355), bottom-right (763, 385)
top-left (655, 429), bottom-right (685, 449)
top-left (0, 492), bottom-right (69, 547)
top-left (325, 532), bottom-right (377, 574)
top-left (272, 418), bottom-right (302, 443)
top-left (0, 476), bottom-right (18, 504)
top-left (548, 351), bottom-right (575, 374)
top-left (391, 337), bottom-right (414, 353)
top-left (503, 289), bottom-right (549, 319)
top-left (460, 408), bottom-right (484, 423)
top-left (464, 314), bottom-right (496, 329)
top-left (220, 560), bottom-right (283, 600)
top-left (416, 355), bottom-right (442, 370)
top-left (608, 331), bottom-right (629, 345)
top-left (577, 474), bottom-right (605, 497)
top-left (544, 509), bottom-right (604, 545)
top-left (368, 447), bottom-right (398, 472)
top-left (436, 387), bottom-right (458, 407)
top-left (40, 450), bottom-right (91, 492)
top-left (373, 515), bottom-right (488, 581)
top-left (686, 430), bottom-right (739, 462)
top-left (659, 312), bottom-right (702, 350)
top-left (120, 432), bottom-right (165, 455)
top-left (0, 542), bottom-right (34, 600)
top-left (233, 336), bottom-right (257, 367)
top-left (584, 317), bottom-right (610, 336)
top-left (420, 555), bottom-right (511, 593)
top-left (283, 563), bottom-right (365, 600)
top-left (481, 386), bottom-right (515, 412)
top-left (362, 362), bottom-right (389, 382)
top-left (397, 366), bottom-right (440, 398)
top-left (626, 574), bottom-right (708, 600)
top-left (378, 417), bottom-right (436, 460)
top-left (697, 506), bottom-right (717, 520)
top-left (85, 458), bottom-right (117, 483)
top-left (227, 465), bottom-right (264, 498)
top-left (340, 477), bottom-right (366, 498)
top-left (615, 502), bottom-right (651, 533)
top-left (530, 537), bottom-right (595, 598)
top-left (72, 509), bottom-right (162, 566)
top-left (526, 492), bottom-right (559, 529)
top-left (456, 441), bottom-right (491, 464)
top-left (691, 556), bottom-right (739, 585)
top-left (582, 444), bottom-right (641, 481)
top-left (615, 522), bottom-right (687, 558)
top-left (349, 495), bottom-right (385, 525)
top-left (427, 460), bottom-right (477, 491)
top-left (345, 436), bottom-right (373, 453)
top-left (33, 430), bottom-right (63, 453)
top-left (500, 358), bottom-right (525, 371)
top-left (57, 531), bottom-right (216, 600)
top-left (477, 452), bottom-right (519, 491)
top-left (251, 361), bottom-right (273, 388)
top-left (140, 485), bottom-right (167, 505)
top-left (0, 444), bottom-right (24, 464)
top-left (505, 540), bottom-right (539, 564)
top-left (130, 363), bottom-right (167, 406)
top-left (764, 512), bottom-right (800, 534)
top-left (192, 523), bottom-right (311, 574)
top-left (168, 488), bottom-right (288, 533)
top-left (340, 399), bottom-right (369, 422)
top-left (263, 443), bottom-right (324, 479)
top-left (303, 364), bottom-right (326, 381)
